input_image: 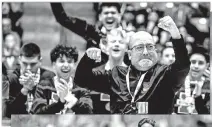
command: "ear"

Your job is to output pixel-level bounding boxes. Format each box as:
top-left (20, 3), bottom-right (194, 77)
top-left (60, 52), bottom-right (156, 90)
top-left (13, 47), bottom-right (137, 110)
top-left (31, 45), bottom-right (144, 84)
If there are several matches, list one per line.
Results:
top-left (117, 14), bottom-right (122, 23)
top-left (52, 62), bottom-right (56, 69)
top-left (99, 14), bottom-right (103, 22)
top-left (127, 50), bottom-right (132, 60)
top-left (39, 57), bottom-right (42, 61)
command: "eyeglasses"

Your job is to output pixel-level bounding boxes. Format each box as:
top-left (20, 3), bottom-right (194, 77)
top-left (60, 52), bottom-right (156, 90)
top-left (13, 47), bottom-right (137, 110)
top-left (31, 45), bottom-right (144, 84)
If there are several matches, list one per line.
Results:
top-left (131, 44), bottom-right (156, 52)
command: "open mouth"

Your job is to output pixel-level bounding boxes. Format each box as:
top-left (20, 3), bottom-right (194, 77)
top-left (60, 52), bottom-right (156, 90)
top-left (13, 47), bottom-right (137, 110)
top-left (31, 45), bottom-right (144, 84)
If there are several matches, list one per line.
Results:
top-left (113, 49), bottom-right (120, 52)
top-left (61, 69), bottom-right (71, 73)
top-left (106, 18), bottom-right (115, 25)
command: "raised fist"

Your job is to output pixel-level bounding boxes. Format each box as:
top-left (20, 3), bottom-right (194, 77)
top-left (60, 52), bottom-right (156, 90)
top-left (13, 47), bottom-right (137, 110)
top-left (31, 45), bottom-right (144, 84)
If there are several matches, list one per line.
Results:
top-left (158, 16), bottom-right (181, 39)
top-left (86, 47), bottom-right (101, 62)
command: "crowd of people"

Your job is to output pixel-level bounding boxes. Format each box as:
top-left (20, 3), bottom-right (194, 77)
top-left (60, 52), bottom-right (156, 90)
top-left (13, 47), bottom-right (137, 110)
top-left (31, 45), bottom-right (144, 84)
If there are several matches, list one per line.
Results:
top-left (2, 2), bottom-right (210, 119)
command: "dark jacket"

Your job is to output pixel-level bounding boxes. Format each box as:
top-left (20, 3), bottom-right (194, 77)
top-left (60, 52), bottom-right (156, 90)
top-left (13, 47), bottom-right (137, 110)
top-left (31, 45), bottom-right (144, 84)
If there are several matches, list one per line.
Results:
top-left (90, 64), bottom-right (111, 114)
top-left (30, 78), bottom-right (93, 114)
top-left (7, 67), bottom-right (55, 117)
top-left (194, 80), bottom-right (210, 114)
top-left (75, 36), bottom-right (190, 114)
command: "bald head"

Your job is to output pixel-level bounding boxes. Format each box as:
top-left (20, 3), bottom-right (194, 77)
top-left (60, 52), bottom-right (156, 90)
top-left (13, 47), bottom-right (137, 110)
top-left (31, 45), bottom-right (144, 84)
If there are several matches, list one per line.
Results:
top-left (129, 31), bottom-right (154, 49)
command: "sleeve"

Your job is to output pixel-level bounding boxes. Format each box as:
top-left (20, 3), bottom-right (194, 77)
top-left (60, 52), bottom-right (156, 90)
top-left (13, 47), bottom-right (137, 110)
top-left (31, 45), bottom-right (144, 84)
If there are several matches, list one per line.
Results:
top-left (71, 85), bottom-right (93, 114)
top-left (30, 80), bottom-right (65, 114)
top-left (168, 35), bottom-right (190, 92)
top-left (194, 93), bottom-right (210, 114)
top-left (50, 3), bottom-right (101, 44)
top-left (74, 53), bottom-right (111, 94)
top-left (7, 73), bottom-right (28, 117)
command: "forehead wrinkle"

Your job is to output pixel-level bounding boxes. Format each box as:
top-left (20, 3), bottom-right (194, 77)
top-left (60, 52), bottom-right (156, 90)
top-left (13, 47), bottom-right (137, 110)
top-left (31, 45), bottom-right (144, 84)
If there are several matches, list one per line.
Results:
top-left (129, 31), bottom-right (154, 48)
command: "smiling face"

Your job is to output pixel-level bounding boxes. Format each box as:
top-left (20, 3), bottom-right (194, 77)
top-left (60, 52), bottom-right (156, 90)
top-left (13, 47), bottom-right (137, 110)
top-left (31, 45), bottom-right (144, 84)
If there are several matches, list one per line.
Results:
top-left (189, 53), bottom-right (208, 80)
top-left (53, 55), bottom-right (75, 82)
top-left (106, 30), bottom-right (128, 60)
top-left (128, 31), bottom-right (158, 71)
top-left (99, 6), bottom-right (121, 31)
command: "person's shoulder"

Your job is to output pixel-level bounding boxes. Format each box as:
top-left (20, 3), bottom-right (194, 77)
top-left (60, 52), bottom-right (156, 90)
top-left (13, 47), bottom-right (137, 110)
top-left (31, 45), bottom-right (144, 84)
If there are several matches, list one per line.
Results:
top-left (112, 66), bottom-right (128, 78)
top-left (92, 64), bottom-right (106, 72)
top-left (202, 78), bottom-right (210, 93)
top-left (8, 68), bottom-right (20, 83)
top-left (40, 68), bottom-right (55, 79)
top-left (37, 78), bottom-right (55, 91)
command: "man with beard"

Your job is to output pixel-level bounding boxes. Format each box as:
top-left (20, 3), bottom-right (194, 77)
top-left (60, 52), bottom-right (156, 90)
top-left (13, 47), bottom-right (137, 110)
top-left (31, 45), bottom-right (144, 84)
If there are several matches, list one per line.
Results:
top-left (31, 45), bottom-right (93, 114)
top-left (75, 16), bottom-right (190, 114)
top-left (50, 2), bottom-right (122, 49)
top-left (7, 43), bottom-right (55, 117)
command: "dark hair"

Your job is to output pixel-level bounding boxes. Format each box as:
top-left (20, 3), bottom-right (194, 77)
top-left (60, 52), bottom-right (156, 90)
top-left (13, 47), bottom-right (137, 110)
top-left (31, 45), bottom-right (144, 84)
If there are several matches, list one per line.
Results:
top-left (98, 3), bottom-right (121, 14)
top-left (189, 45), bottom-right (209, 63)
top-left (2, 63), bottom-right (7, 76)
top-left (20, 42), bottom-right (41, 58)
top-left (138, 118), bottom-right (156, 127)
top-left (50, 44), bottom-right (78, 63)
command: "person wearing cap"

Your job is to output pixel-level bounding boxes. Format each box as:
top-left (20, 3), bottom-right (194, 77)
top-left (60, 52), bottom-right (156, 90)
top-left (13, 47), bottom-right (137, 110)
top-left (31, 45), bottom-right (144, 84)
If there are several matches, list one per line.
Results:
top-left (75, 16), bottom-right (190, 114)
top-left (138, 118), bottom-right (156, 127)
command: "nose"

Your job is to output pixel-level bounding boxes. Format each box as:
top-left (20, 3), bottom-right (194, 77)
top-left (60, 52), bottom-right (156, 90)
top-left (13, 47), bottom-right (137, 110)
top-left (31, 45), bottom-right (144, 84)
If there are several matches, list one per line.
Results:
top-left (114, 40), bottom-right (120, 46)
top-left (63, 62), bottom-right (69, 67)
top-left (108, 13), bottom-right (112, 18)
top-left (26, 64), bottom-right (31, 70)
top-left (193, 62), bottom-right (199, 68)
top-left (142, 46), bottom-right (148, 55)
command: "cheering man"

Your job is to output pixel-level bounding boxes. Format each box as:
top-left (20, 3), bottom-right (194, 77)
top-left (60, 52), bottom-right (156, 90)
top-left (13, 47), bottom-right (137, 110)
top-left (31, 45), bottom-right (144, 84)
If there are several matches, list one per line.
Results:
top-left (75, 16), bottom-right (190, 114)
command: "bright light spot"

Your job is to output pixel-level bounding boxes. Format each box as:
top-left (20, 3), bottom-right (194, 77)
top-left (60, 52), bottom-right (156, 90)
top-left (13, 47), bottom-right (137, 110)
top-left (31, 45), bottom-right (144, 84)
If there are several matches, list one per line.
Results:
top-left (46, 124), bottom-right (54, 127)
top-left (191, 3), bottom-right (199, 8)
top-left (199, 18), bottom-right (207, 24)
top-left (140, 3), bottom-right (147, 8)
top-left (166, 3), bottom-right (174, 8)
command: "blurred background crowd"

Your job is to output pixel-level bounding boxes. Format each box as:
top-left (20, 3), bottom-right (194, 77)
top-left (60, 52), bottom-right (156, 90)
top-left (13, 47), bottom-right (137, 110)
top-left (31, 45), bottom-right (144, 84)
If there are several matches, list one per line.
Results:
top-left (1, 2), bottom-right (210, 120)
top-left (11, 115), bottom-right (212, 127)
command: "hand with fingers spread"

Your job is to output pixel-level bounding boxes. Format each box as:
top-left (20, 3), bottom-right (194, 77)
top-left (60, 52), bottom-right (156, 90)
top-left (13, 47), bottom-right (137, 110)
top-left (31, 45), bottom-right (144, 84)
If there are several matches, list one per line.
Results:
top-left (86, 47), bottom-right (102, 62)
top-left (158, 16), bottom-right (181, 39)
top-left (55, 78), bottom-right (69, 103)
top-left (19, 70), bottom-right (37, 95)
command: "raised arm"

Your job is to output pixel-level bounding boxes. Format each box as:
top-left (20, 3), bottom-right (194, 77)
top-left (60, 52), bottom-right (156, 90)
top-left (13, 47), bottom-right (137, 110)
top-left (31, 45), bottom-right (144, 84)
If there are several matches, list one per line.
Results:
top-left (50, 3), bottom-right (101, 44)
top-left (74, 48), bottom-right (111, 94)
top-left (158, 16), bottom-right (190, 91)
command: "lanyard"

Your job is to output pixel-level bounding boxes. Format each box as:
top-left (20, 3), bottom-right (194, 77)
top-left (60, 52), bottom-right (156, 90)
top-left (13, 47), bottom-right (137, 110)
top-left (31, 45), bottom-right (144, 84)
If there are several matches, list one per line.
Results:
top-left (126, 66), bottom-right (147, 103)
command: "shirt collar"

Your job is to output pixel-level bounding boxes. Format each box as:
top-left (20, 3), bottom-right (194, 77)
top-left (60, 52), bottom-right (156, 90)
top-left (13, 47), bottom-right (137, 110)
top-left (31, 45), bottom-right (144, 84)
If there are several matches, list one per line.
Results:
top-left (105, 61), bottom-right (127, 71)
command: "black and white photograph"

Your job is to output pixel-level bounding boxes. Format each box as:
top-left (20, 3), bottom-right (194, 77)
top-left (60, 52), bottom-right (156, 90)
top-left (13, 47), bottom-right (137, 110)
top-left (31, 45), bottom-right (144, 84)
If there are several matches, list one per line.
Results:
top-left (11, 115), bottom-right (212, 127)
top-left (1, 1), bottom-right (211, 126)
